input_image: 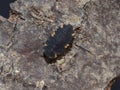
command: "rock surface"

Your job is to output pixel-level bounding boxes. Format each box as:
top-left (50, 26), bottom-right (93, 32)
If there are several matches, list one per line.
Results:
top-left (0, 0), bottom-right (120, 90)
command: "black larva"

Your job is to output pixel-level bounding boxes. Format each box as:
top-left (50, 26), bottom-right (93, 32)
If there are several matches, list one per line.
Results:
top-left (43, 24), bottom-right (74, 63)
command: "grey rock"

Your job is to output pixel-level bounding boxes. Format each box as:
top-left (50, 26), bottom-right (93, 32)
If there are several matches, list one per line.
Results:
top-left (0, 0), bottom-right (119, 90)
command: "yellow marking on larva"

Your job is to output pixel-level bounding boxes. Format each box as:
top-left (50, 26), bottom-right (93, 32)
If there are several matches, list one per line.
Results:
top-left (60, 23), bottom-right (64, 28)
top-left (49, 56), bottom-right (52, 59)
top-left (72, 33), bottom-right (75, 37)
top-left (44, 43), bottom-right (47, 46)
top-left (64, 44), bottom-right (70, 48)
top-left (51, 32), bottom-right (56, 37)
top-left (54, 53), bottom-right (57, 58)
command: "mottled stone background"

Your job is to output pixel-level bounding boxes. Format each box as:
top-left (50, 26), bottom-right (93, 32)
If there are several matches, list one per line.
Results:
top-left (0, 0), bottom-right (120, 90)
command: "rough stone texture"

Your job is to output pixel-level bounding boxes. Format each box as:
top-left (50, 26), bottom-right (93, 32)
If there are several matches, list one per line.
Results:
top-left (0, 0), bottom-right (120, 90)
